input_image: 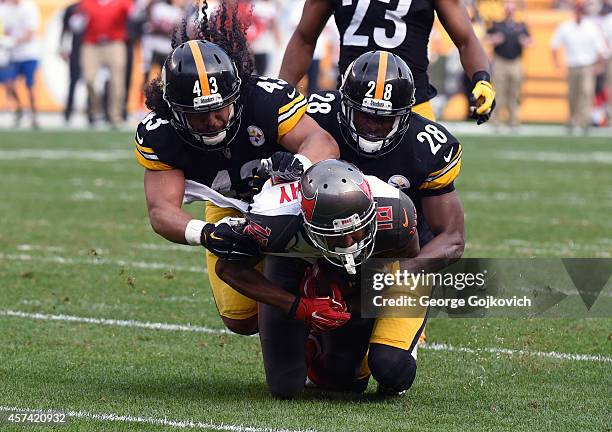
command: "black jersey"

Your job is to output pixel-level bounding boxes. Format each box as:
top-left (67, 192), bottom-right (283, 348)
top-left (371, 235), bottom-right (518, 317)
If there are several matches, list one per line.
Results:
top-left (244, 175), bottom-right (417, 259)
top-left (330, 0), bottom-right (436, 104)
top-left (306, 90), bottom-right (462, 246)
top-left (134, 76), bottom-right (308, 202)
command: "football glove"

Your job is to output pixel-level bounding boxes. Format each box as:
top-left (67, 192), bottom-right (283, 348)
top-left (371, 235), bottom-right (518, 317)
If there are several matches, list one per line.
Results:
top-left (469, 71), bottom-right (496, 125)
top-left (290, 264), bottom-right (351, 332)
top-left (201, 216), bottom-right (261, 261)
top-left (261, 151), bottom-right (306, 181)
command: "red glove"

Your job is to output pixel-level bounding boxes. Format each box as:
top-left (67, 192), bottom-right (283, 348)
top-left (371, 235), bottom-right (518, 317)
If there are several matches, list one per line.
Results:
top-left (290, 265), bottom-right (351, 332)
top-left (291, 295), bottom-right (350, 332)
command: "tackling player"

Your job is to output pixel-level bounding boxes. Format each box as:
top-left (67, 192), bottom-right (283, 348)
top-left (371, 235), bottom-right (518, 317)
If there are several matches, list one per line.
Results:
top-left (216, 160), bottom-right (426, 398)
top-left (135, 2), bottom-right (338, 335)
top-left (279, 0), bottom-right (495, 124)
top-left (307, 51), bottom-right (465, 274)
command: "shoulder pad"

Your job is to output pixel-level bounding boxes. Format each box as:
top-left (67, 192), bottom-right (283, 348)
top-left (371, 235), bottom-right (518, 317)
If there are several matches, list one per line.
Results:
top-left (134, 112), bottom-right (175, 170)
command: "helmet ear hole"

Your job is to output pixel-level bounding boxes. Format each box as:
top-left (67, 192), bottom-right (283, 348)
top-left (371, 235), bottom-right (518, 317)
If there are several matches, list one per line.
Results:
top-left (177, 62), bottom-right (182, 73)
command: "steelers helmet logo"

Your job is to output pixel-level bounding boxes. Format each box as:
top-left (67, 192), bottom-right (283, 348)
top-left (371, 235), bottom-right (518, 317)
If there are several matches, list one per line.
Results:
top-left (388, 174), bottom-right (410, 190)
top-left (247, 125), bottom-right (265, 147)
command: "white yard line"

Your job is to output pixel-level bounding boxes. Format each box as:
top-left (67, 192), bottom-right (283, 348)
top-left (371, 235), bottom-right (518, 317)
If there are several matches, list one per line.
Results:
top-left (0, 310), bottom-right (228, 334)
top-left (1, 309), bottom-right (610, 363)
top-left (0, 253), bottom-right (206, 274)
top-left (0, 149), bottom-right (132, 161)
top-left (423, 342), bottom-right (612, 363)
top-left (0, 406), bottom-right (313, 432)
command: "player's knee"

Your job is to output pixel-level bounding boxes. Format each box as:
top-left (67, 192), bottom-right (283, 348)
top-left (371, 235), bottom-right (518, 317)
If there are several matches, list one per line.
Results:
top-left (221, 315), bottom-right (258, 336)
top-left (368, 343), bottom-right (416, 393)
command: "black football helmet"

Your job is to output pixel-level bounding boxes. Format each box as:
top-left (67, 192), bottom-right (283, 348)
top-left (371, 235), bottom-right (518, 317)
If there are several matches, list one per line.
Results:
top-left (339, 50), bottom-right (415, 157)
top-left (300, 160), bottom-right (378, 274)
top-left (162, 40), bottom-right (242, 151)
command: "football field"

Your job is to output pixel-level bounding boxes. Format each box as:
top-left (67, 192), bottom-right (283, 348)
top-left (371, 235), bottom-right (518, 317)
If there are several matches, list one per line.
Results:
top-left (0, 130), bottom-right (610, 431)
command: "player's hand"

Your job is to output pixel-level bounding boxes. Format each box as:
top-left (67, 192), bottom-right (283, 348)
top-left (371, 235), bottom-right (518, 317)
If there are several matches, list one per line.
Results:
top-left (201, 216), bottom-right (261, 261)
top-left (291, 264), bottom-right (350, 331)
top-left (261, 151), bottom-right (305, 181)
top-left (469, 71), bottom-right (496, 125)
top-left (291, 295), bottom-right (351, 332)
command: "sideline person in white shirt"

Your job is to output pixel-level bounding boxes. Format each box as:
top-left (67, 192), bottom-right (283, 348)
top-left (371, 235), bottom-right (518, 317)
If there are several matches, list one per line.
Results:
top-left (4, 0), bottom-right (41, 128)
top-left (551, 1), bottom-right (606, 133)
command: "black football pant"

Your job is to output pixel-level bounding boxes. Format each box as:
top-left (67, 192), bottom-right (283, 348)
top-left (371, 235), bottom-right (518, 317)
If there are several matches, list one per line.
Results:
top-left (259, 256), bottom-right (373, 398)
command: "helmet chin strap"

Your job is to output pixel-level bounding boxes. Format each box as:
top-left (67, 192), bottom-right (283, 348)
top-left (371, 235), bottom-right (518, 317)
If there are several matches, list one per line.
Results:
top-left (334, 241), bottom-right (363, 275)
top-left (193, 104), bottom-right (235, 146)
top-left (348, 109), bottom-right (401, 155)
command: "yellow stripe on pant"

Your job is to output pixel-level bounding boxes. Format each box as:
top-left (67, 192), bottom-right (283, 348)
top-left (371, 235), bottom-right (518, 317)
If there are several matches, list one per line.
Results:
top-left (357, 261), bottom-right (431, 379)
top-left (204, 202), bottom-right (260, 320)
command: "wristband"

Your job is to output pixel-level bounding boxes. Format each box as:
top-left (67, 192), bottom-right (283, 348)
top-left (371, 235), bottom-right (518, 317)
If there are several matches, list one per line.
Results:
top-left (295, 154), bottom-right (313, 171)
top-left (185, 219), bottom-right (206, 245)
top-left (471, 70), bottom-right (491, 85)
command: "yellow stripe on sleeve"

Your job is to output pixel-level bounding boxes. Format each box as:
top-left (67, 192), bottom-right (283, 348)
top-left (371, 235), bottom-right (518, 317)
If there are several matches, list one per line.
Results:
top-left (135, 140), bottom-right (155, 155)
top-left (134, 149), bottom-right (174, 171)
top-left (277, 102), bottom-right (307, 138)
top-left (418, 159), bottom-right (462, 190)
top-left (278, 93), bottom-right (305, 115)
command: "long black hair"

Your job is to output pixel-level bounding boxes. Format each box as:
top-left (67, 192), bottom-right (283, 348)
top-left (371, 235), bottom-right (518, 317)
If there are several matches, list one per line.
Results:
top-left (144, 0), bottom-right (254, 117)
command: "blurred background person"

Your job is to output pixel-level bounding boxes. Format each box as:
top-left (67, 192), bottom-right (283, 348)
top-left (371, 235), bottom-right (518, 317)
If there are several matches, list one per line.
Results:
top-left (602, 4), bottom-right (612, 123)
top-left (551, 0), bottom-right (606, 134)
top-left (60, 2), bottom-right (88, 124)
top-left (140, 0), bottom-right (185, 86)
top-left (78, 0), bottom-right (134, 128)
top-left (0, 0), bottom-right (18, 115)
top-left (4, 0), bottom-right (40, 128)
top-left (249, 0), bottom-right (281, 76)
top-left (486, 0), bottom-right (532, 131)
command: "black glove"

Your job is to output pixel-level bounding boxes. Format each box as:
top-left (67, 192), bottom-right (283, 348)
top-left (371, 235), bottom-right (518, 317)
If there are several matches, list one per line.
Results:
top-left (469, 71), bottom-right (496, 125)
top-left (261, 151), bottom-right (305, 181)
top-left (201, 217), bottom-right (261, 261)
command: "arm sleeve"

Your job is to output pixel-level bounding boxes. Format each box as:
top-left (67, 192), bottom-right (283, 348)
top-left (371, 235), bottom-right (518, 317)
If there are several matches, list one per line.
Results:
top-left (417, 125), bottom-right (462, 196)
top-left (249, 78), bottom-right (309, 141)
top-left (244, 213), bottom-right (303, 253)
top-left (133, 115), bottom-right (176, 171)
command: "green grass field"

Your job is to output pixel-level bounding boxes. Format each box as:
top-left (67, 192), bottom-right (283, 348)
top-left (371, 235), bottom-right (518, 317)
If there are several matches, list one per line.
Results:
top-left (0, 131), bottom-right (610, 431)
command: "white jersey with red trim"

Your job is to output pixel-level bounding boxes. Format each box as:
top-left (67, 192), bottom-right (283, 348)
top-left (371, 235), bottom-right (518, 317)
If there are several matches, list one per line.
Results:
top-left (244, 175), bottom-right (417, 258)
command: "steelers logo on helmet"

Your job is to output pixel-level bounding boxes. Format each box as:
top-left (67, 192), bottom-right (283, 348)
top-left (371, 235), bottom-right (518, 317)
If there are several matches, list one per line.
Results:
top-left (339, 50), bottom-right (415, 158)
top-left (299, 160), bottom-right (378, 274)
top-left (162, 40), bottom-right (243, 151)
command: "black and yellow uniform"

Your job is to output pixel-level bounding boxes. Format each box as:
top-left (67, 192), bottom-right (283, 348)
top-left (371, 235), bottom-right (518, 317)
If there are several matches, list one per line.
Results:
top-left (329, 0), bottom-right (437, 116)
top-left (134, 76), bottom-right (308, 320)
top-left (306, 90), bottom-right (462, 248)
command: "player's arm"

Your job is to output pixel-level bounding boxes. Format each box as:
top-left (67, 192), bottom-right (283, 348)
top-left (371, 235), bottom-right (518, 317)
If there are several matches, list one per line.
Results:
top-left (216, 259), bottom-right (350, 331)
top-left (216, 259), bottom-right (295, 311)
top-left (279, 0), bottom-right (333, 85)
top-left (279, 113), bottom-right (339, 163)
top-left (144, 168), bottom-right (260, 258)
top-left (435, 0), bottom-right (495, 123)
top-left (144, 168), bottom-right (192, 244)
top-left (435, 0), bottom-right (489, 81)
top-left (407, 191), bottom-right (465, 273)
